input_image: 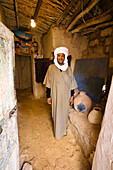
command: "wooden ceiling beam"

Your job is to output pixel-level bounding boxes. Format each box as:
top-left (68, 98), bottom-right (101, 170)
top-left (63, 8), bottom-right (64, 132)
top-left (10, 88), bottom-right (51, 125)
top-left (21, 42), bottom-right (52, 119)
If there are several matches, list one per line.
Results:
top-left (67, 0), bottom-right (100, 32)
top-left (81, 21), bottom-right (113, 35)
top-left (71, 7), bottom-right (113, 33)
top-left (34, 0), bottom-right (42, 20)
top-left (56, 0), bottom-right (76, 26)
top-left (13, 0), bottom-right (19, 29)
top-left (71, 15), bottom-right (112, 34)
top-left (66, 0), bottom-right (89, 28)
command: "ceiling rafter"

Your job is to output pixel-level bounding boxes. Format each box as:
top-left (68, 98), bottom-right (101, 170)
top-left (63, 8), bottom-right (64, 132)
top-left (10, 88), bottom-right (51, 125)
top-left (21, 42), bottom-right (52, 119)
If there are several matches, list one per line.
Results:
top-left (71, 7), bottom-right (113, 33)
top-left (81, 21), bottom-right (113, 35)
top-left (66, 0), bottom-right (89, 28)
top-left (42, 0), bottom-right (64, 13)
top-left (67, 0), bottom-right (100, 32)
top-left (0, 0), bottom-right (113, 35)
top-left (34, 0), bottom-right (43, 20)
top-left (2, 5), bottom-right (14, 11)
top-left (56, 0), bottom-right (76, 26)
top-left (13, 0), bottom-right (19, 29)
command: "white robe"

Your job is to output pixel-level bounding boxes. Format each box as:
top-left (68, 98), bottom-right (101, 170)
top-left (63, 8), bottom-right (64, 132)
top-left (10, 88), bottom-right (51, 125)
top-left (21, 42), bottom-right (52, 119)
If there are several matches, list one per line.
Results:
top-left (43, 64), bottom-right (77, 139)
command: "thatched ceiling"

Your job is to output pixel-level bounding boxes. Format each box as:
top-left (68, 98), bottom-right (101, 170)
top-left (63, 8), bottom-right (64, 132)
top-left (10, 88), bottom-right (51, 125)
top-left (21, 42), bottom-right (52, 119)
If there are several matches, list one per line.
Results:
top-left (0, 0), bottom-right (113, 35)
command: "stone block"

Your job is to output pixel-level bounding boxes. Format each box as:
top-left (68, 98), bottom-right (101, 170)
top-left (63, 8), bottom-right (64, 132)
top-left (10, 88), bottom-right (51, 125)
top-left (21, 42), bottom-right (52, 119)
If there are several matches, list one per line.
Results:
top-left (100, 27), bottom-right (112, 37)
top-left (89, 31), bottom-right (99, 41)
top-left (100, 37), bottom-right (105, 43)
top-left (82, 49), bottom-right (88, 58)
top-left (93, 45), bottom-right (103, 57)
top-left (89, 39), bottom-right (99, 46)
top-left (105, 37), bottom-right (112, 45)
top-left (89, 47), bottom-right (94, 54)
top-left (105, 45), bottom-right (110, 53)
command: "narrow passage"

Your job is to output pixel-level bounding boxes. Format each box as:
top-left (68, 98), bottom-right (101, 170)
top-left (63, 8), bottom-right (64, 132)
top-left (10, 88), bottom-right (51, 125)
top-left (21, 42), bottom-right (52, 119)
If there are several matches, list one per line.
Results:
top-left (17, 89), bottom-right (89, 170)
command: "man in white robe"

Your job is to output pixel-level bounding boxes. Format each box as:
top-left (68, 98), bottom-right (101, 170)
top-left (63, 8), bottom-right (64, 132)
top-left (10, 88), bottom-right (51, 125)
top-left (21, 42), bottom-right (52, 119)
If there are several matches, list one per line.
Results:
top-left (43, 47), bottom-right (78, 139)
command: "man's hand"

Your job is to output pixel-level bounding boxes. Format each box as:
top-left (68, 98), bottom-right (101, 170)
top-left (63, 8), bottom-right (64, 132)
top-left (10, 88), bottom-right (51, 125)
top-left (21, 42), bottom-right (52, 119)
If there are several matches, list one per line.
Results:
top-left (47, 98), bottom-right (52, 104)
top-left (69, 96), bottom-right (74, 105)
top-left (74, 88), bottom-right (80, 97)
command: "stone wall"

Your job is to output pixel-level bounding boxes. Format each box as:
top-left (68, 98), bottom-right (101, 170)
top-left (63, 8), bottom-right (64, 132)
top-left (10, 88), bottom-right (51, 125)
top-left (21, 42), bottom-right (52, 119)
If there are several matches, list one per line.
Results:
top-left (85, 27), bottom-right (113, 59)
top-left (83, 26), bottom-right (113, 92)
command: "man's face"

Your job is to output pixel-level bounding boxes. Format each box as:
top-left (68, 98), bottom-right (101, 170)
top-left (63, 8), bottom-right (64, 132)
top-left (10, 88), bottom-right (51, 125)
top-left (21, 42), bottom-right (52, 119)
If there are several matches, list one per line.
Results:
top-left (57, 53), bottom-right (65, 65)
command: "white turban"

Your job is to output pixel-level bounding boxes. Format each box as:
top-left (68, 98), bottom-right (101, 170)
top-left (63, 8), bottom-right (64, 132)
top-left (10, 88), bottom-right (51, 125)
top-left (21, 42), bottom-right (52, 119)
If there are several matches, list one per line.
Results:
top-left (54, 47), bottom-right (69, 71)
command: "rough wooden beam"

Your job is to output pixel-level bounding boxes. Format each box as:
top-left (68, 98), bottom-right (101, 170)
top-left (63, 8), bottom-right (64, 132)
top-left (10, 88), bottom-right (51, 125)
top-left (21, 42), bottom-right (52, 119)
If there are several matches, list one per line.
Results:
top-left (36, 20), bottom-right (50, 29)
top-left (13, 0), bottom-right (19, 29)
top-left (71, 7), bottom-right (113, 33)
top-left (66, 0), bottom-right (89, 28)
top-left (71, 14), bottom-right (112, 33)
top-left (81, 21), bottom-right (113, 35)
top-left (67, 0), bottom-right (100, 32)
top-left (34, 0), bottom-right (42, 19)
top-left (56, 0), bottom-right (76, 26)
top-left (43, 0), bottom-right (63, 13)
top-left (37, 16), bottom-right (53, 25)
top-left (34, 27), bottom-right (46, 33)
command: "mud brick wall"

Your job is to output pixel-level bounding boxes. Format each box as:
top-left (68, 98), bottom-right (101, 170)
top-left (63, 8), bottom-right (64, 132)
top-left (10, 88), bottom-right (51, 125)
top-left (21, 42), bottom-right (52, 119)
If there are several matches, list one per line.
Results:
top-left (82, 27), bottom-right (113, 90)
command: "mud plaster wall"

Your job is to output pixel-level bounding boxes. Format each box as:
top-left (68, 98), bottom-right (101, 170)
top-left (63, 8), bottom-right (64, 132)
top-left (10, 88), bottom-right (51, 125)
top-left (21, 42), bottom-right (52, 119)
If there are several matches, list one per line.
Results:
top-left (31, 32), bottom-right (45, 99)
top-left (31, 31), bottom-right (42, 55)
top-left (92, 77), bottom-right (113, 170)
top-left (0, 4), bottom-right (6, 25)
top-left (42, 27), bottom-right (53, 59)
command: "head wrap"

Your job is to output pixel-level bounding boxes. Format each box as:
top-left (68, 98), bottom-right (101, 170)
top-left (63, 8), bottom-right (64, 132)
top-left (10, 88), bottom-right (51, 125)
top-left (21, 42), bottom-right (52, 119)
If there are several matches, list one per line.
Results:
top-left (54, 47), bottom-right (69, 71)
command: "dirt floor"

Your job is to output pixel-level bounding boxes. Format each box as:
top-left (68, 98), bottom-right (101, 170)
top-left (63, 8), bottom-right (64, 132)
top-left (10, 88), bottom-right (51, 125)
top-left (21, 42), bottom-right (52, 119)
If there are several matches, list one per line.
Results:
top-left (17, 89), bottom-right (90, 170)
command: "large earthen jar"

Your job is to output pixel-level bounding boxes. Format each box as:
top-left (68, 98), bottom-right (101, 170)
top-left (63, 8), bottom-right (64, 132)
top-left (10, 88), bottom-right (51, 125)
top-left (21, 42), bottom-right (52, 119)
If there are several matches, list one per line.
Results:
top-left (74, 91), bottom-right (92, 114)
top-left (88, 107), bottom-right (103, 124)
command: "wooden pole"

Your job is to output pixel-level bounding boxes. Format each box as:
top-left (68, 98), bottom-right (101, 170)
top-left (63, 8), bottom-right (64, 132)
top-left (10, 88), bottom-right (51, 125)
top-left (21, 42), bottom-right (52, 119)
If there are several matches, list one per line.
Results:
top-left (66, 0), bottom-right (89, 28)
top-left (71, 14), bottom-right (112, 33)
top-left (34, 0), bottom-right (42, 20)
top-left (56, 0), bottom-right (76, 26)
top-left (67, 0), bottom-right (100, 32)
top-left (13, 0), bottom-right (19, 29)
top-left (81, 21), bottom-right (113, 35)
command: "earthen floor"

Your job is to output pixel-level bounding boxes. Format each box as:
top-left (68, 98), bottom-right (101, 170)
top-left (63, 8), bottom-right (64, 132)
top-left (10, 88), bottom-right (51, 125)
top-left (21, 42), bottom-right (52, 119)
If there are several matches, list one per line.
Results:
top-left (17, 89), bottom-right (89, 170)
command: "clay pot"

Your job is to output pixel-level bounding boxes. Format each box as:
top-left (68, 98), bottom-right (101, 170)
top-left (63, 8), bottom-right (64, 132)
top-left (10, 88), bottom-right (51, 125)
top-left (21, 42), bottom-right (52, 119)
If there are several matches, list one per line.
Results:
top-left (74, 91), bottom-right (92, 114)
top-left (88, 107), bottom-right (103, 125)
